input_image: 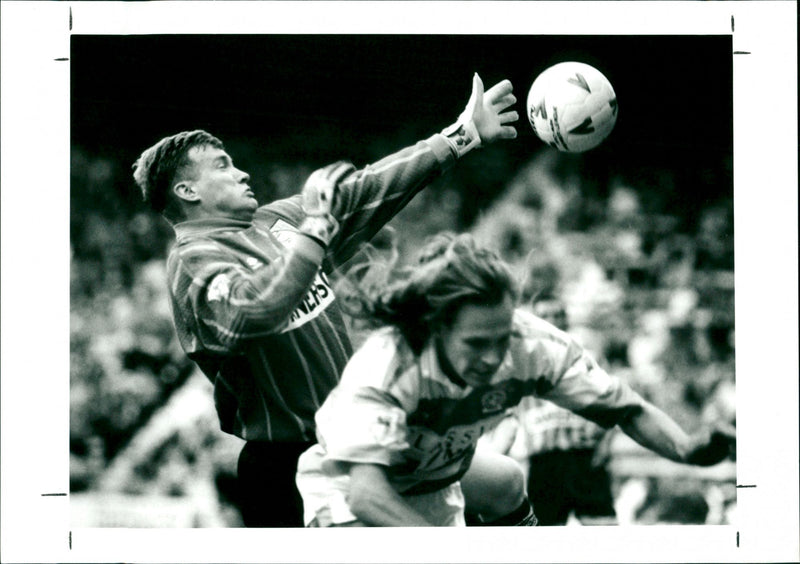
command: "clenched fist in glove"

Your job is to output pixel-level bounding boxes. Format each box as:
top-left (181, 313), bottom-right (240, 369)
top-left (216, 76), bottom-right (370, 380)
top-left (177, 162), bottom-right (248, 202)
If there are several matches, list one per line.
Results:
top-left (299, 161), bottom-right (355, 247)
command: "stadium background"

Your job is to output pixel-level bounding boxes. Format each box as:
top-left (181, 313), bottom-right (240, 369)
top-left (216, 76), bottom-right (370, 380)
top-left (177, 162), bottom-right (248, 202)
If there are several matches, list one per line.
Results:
top-left (70, 34), bottom-right (735, 526)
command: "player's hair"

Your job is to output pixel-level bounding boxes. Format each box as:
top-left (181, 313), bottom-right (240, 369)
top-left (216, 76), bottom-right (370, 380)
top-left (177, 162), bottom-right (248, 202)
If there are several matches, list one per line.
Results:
top-left (341, 232), bottom-right (519, 354)
top-left (132, 130), bottom-right (224, 222)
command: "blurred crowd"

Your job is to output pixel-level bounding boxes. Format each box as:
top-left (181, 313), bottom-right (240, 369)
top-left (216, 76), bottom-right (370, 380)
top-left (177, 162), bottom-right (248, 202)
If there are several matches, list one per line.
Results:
top-left (70, 142), bottom-right (735, 527)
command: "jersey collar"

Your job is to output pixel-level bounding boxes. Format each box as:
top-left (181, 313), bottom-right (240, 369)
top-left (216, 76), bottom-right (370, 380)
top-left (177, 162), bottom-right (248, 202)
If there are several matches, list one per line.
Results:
top-left (173, 217), bottom-right (252, 243)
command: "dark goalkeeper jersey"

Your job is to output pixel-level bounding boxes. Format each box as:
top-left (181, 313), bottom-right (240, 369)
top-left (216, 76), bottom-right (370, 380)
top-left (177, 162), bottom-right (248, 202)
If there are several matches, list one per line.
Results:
top-left (166, 134), bottom-right (456, 442)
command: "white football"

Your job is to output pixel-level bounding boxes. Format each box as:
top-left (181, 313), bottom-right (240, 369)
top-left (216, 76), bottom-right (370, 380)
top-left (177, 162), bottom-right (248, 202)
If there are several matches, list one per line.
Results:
top-left (527, 62), bottom-right (618, 153)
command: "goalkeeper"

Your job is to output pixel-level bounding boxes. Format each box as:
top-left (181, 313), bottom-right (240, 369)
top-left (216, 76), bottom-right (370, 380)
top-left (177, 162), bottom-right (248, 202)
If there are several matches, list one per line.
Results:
top-left (131, 74), bottom-right (518, 527)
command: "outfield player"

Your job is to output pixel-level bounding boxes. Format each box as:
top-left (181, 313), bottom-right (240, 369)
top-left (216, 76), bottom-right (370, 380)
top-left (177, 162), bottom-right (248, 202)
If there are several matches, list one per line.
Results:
top-left (131, 74), bottom-right (518, 527)
top-left (295, 233), bottom-right (735, 526)
top-left (480, 298), bottom-right (618, 526)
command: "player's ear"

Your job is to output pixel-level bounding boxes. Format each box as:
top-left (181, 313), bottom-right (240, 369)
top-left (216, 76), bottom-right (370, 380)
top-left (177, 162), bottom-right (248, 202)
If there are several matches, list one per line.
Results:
top-left (174, 181), bottom-right (200, 203)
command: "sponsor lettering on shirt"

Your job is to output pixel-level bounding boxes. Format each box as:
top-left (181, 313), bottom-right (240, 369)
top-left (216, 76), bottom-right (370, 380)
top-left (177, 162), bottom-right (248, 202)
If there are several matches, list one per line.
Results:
top-left (271, 219), bottom-right (337, 333)
top-left (281, 269), bottom-right (336, 333)
top-left (405, 415), bottom-right (503, 479)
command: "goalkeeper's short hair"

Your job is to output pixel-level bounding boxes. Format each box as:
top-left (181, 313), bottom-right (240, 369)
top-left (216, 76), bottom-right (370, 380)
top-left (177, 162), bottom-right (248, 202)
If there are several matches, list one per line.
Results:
top-left (132, 130), bottom-right (224, 222)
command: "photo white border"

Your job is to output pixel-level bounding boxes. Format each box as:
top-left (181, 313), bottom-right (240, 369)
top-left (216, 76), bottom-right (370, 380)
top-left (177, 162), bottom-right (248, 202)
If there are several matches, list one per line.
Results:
top-left (1, 1), bottom-right (797, 562)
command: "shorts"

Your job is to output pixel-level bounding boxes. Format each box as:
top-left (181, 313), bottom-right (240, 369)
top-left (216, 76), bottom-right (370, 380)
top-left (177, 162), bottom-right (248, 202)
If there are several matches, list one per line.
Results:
top-left (237, 440), bottom-right (315, 527)
top-left (298, 445), bottom-right (466, 527)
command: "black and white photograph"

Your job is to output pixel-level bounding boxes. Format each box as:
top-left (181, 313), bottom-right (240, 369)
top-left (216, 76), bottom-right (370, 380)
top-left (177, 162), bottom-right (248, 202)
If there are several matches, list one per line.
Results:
top-left (1, 2), bottom-right (797, 563)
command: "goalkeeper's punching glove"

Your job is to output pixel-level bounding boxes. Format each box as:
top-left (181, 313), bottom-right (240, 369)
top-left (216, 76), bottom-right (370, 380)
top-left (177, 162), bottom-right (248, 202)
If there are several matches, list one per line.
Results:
top-left (299, 161), bottom-right (355, 247)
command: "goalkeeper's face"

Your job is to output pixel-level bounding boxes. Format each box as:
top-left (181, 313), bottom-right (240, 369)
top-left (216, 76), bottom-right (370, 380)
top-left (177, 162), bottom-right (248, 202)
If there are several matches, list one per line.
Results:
top-left (178, 145), bottom-right (258, 221)
top-left (436, 295), bottom-right (515, 387)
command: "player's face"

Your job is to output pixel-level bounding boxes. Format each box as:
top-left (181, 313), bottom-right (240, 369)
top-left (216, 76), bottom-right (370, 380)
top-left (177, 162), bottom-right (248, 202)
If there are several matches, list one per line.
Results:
top-left (437, 295), bottom-right (515, 387)
top-left (182, 145), bottom-right (257, 220)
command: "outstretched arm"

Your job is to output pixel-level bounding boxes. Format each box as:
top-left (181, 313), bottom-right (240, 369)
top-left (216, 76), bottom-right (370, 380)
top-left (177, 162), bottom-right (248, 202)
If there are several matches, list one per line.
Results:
top-left (325, 74), bottom-right (518, 266)
top-left (618, 401), bottom-right (736, 466)
top-left (347, 463), bottom-right (433, 526)
top-left (518, 309), bottom-right (735, 468)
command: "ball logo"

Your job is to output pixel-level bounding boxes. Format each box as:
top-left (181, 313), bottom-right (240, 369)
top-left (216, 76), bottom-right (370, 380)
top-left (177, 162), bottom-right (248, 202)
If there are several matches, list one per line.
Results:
top-left (480, 390), bottom-right (507, 414)
top-left (567, 72), bottom-right (591, 93)
top-left (568, 117), bottom-right (595, 135)
top-left (529, 100), bottom-right (547, 121)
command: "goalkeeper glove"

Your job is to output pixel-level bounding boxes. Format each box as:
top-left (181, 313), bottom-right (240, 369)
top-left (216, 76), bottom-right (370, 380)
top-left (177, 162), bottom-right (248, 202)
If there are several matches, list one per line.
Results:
top-left (441, 73), bottom-right (518, 159)
top-left (299, 161), bottom-right (354, 247)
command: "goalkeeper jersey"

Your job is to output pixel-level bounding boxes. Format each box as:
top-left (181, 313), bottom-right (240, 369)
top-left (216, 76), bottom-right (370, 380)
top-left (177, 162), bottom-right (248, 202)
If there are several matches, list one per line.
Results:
top-left (166, 134), bottom-right (456, 442)
top-left (297, 308), bottom-right (646, 499)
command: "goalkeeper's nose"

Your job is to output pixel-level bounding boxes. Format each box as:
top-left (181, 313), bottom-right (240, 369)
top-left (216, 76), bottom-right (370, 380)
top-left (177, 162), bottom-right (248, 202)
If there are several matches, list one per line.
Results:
top-left (235, 168), bottom-right (250, 184)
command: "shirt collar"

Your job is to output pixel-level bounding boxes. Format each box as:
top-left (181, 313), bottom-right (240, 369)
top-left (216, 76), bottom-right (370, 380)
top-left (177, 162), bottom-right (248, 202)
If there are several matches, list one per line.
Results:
top-left (173, 217), bottom-right (252, 243)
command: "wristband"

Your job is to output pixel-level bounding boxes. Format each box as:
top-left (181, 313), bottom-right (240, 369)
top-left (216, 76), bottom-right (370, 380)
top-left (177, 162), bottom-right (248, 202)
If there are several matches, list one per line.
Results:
top-left (441, 119), bottom-right (481, 159)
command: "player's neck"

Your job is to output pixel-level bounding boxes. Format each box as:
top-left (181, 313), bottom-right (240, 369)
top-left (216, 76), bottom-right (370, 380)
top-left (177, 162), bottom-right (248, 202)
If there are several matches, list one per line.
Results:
top-left (434, 337), bottom-right (469, 388)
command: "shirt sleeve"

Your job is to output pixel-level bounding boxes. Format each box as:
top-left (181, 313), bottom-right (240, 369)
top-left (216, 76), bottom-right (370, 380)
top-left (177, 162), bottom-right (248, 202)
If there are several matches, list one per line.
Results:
top-left (326, 134), bottom-right (455, 266)
top-left (166, 234), bottom-right (324, 354)
top-left (514, 309), bottom-right (646, 429)
top-left (314, 329), bottom-right (420, 468)
top-left (315, 386), bottom-right (410, 469)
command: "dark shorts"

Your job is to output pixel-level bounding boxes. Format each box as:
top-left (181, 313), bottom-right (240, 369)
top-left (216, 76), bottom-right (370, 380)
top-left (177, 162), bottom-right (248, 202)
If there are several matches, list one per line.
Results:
top-left (526, 449), bottom-right (616, 526)
top-left (236, 440), bottom-right (315, 527)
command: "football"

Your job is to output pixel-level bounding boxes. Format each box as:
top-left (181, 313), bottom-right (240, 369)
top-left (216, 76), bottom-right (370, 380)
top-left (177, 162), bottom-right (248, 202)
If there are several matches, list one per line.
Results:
top-left (526, 62), bottom-right (618, 153)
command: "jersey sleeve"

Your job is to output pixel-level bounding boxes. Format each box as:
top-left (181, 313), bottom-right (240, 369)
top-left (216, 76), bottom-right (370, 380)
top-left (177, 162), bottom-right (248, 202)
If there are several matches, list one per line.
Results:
top-left (513, 309), bottom-right (645, 430)
top-left (326, 134), bottom-right (456, 266)
top-left (314, 329), bottom-right (420, 469)
top-left (166, 235), bottom-right (323, 354)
